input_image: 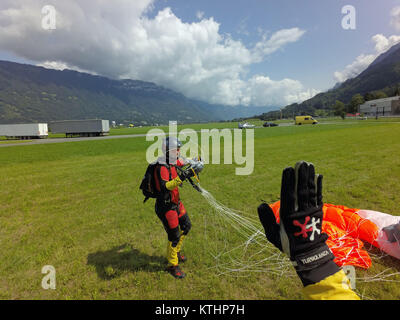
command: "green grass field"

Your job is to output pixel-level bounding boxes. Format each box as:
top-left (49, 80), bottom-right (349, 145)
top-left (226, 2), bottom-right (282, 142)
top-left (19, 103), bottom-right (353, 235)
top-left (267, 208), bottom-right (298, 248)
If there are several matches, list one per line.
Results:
top-left (1, 120), bottom-right (400, 300)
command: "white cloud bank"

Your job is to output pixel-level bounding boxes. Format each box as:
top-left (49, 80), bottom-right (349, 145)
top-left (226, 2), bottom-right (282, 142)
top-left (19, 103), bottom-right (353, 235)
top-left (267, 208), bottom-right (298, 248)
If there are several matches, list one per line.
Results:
top-left (390, 6), bottom-right (400, 31)
top-left (0, 0), bottom-right (317, 106)
top-left (334, 34), bottom-right (400, 83)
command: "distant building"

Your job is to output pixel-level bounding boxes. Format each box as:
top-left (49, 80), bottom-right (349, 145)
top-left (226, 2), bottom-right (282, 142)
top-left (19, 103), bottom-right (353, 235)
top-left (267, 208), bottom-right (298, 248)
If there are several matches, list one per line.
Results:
top-left (346, 113), bottom-right (360, 117)
top-left (359, 96), bottom-right (400, 116)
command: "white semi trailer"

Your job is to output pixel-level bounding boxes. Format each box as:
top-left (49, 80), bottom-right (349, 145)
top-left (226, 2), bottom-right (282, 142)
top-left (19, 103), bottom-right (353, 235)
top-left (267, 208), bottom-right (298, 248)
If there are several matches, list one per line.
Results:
top-left (0, 123), bottom-right (48, 139)
top-left (49, 119), bottom-right (110, 137)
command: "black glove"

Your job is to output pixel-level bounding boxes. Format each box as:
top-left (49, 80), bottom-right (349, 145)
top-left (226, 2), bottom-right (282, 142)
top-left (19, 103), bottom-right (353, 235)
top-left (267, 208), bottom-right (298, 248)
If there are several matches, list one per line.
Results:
top-left (178, 167), bottom-right (195, 182)
top-left (258, 161), bottom-right (339, 286)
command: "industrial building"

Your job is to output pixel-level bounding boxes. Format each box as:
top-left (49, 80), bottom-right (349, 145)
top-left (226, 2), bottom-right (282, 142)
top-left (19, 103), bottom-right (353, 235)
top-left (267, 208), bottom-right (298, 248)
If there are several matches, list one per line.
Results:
top-left (359, 96), bottom-right (400, 117)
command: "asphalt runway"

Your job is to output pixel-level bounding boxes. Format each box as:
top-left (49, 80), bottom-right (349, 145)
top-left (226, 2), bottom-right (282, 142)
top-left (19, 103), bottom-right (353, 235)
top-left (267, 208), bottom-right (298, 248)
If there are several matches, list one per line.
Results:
top-left (0, 132), bottom-right (160, 148)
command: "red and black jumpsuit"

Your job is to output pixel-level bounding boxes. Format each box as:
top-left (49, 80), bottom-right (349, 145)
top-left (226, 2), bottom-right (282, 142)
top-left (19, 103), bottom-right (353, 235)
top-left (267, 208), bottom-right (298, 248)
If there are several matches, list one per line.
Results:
top-left (154, 159), bottom-right (192, 246)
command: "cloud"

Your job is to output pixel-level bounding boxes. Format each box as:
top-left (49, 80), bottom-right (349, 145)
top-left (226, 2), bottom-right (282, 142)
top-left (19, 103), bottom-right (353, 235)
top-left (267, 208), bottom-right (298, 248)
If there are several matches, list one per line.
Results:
top-left (244, 75), bottom-right (320, 107)
top-left (0, 0), bottom-right (313, 107)
top-left (372, 34), bottom-right (400, 52)
top-left (236, 16), bottom-right (250, 36)
top-left (334, 34), bottom-right (400, 83)
top-left (333, 54), bottom-right (376, 83)
top-left (37, 60), bottom-right (98, 75)
top-left (252, 28), bottom-right (306, 61)
top-left (196, 11), bottom-right (204, 20)
top-left (390, 6), bottom-right (400, 31)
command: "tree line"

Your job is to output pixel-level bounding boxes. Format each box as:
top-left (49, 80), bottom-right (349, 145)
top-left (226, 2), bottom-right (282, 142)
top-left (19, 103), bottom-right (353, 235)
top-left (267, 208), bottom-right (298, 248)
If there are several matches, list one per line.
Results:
top-left (256, 86), bottom-right (400, 121)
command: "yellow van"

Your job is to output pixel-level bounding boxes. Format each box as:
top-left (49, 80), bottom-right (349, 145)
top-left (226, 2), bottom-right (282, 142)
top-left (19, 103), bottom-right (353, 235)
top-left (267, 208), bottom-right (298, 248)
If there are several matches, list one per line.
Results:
top-left (295, 116), bottom-right (318, 125)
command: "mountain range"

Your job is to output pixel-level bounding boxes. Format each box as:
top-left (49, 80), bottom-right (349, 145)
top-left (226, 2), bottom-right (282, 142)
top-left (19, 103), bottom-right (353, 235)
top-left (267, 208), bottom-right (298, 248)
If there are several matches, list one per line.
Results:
top-left (0, 60), bottom-right (273, 125)
top-left (256, 42), bottom-right (400, 119)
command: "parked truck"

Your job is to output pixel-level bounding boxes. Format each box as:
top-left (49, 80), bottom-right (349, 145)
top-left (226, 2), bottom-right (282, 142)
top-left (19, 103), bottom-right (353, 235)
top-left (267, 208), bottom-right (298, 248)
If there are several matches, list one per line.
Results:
top-left (48, 119), bottom-right (110, 137)
top-left (0, 123), bottom-right (48, 139)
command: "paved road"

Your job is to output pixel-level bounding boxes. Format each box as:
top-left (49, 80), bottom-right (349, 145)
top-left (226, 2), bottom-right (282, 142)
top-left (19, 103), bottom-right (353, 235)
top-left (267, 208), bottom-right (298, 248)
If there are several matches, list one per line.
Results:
top-left (0, 129), bottom-right (214, 148)
top-left (0, 133), bottom-right (158, 148)
top-left (0, 127), bottom-right (241, 148)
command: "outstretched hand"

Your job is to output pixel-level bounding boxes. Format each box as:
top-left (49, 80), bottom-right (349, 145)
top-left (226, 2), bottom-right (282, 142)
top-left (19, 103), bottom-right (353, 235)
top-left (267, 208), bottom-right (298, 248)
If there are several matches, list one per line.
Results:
top-left (257, 161), bottom-right (339, 286)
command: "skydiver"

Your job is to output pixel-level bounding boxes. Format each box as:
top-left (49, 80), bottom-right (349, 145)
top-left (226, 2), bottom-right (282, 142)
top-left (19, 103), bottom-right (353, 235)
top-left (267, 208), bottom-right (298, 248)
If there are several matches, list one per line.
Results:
top-left (153, 137), bottom-right (196, 279)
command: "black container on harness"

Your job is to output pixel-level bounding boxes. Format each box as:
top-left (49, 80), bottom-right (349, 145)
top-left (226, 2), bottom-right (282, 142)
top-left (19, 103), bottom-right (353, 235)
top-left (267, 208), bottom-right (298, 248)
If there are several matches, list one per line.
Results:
top-left (139, 162), bottom-right (160, 203)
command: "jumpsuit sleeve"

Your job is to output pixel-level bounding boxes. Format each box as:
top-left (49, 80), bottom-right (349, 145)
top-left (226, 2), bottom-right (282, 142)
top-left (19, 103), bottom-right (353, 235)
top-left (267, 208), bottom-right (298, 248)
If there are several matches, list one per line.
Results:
top-left (158, 165), bottom-right (182, 191)
top-left (302, 269), bottom-right (360, 300)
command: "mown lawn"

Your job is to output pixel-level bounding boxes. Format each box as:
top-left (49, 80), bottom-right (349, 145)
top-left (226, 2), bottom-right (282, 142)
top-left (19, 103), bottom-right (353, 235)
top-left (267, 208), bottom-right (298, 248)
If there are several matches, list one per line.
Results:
top-left (1, 120), bottom-right (400, 299)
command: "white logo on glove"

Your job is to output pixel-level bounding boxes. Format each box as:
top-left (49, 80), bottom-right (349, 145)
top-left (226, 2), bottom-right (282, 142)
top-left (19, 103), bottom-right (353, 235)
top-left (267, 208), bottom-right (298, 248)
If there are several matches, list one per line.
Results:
top-left (306, 217), bottom-right (321, 241)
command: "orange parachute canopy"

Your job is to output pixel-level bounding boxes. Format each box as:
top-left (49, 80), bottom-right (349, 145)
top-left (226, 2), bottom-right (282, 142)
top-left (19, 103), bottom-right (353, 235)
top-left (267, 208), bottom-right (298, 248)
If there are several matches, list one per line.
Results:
top-left (269, 201), bottom-right (379, 269)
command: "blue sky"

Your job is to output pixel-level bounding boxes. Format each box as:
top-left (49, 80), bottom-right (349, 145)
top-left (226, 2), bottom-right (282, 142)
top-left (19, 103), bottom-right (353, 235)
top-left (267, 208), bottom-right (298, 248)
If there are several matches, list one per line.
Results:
top-left (1, 0), bottom-right (400, 107)
top-left (149, 0), bottom-right (400, 90)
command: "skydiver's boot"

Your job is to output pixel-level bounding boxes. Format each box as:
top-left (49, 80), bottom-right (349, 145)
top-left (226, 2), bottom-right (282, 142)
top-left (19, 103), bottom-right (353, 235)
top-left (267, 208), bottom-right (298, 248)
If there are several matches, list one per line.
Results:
top-left (175, 234), bottom-right (187, 263)
top-left (166, 241), bottom-right (185, 279)
top-left (177, 252), bottom-right (187, 263)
